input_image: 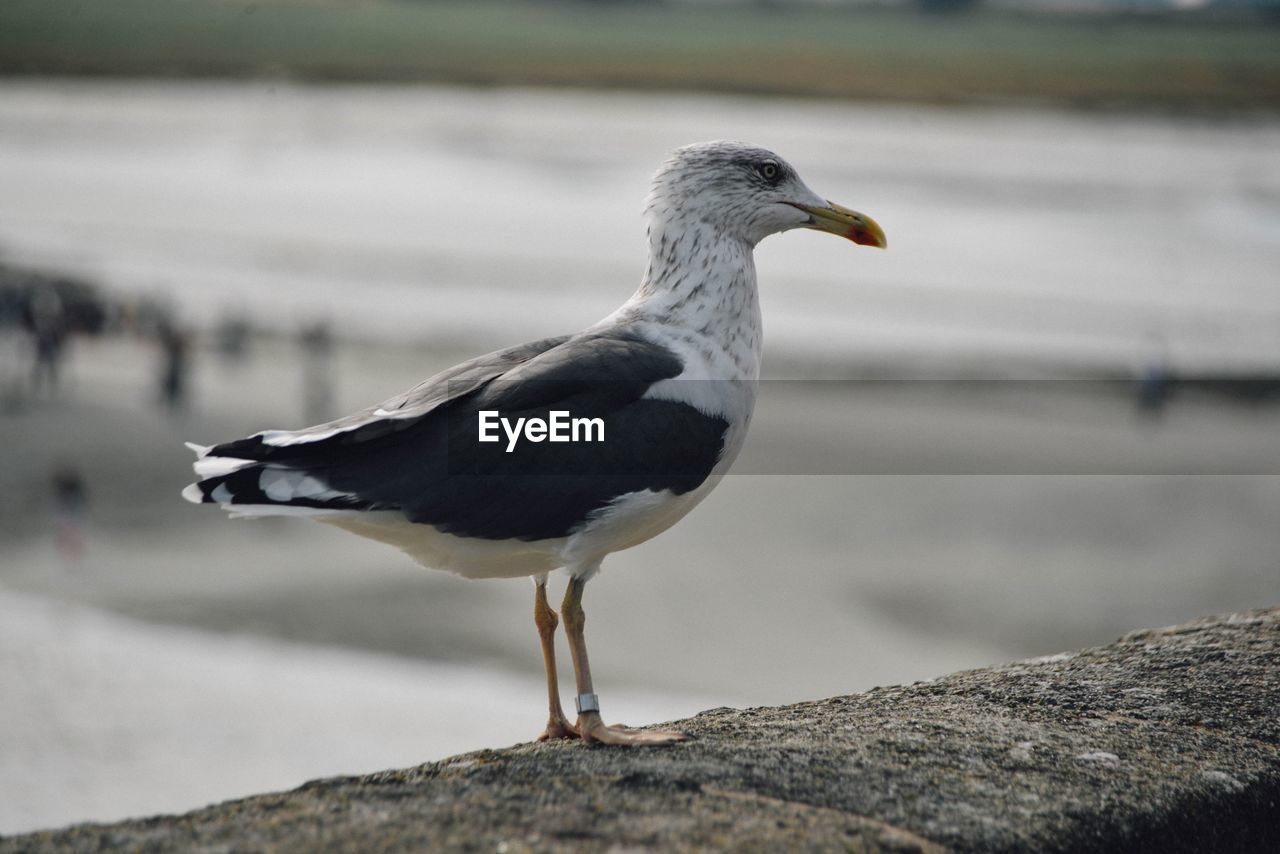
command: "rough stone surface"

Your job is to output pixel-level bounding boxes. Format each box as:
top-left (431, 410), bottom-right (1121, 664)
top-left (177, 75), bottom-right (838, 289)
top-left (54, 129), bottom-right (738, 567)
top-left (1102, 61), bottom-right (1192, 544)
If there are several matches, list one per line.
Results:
top-left (5, 608), bottom-right (1278, 852)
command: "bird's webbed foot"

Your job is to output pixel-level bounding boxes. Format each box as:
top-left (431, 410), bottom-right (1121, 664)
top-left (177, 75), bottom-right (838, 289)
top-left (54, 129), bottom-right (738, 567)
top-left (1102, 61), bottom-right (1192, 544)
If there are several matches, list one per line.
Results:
top-left (575, 711), bottom-right (687, 746)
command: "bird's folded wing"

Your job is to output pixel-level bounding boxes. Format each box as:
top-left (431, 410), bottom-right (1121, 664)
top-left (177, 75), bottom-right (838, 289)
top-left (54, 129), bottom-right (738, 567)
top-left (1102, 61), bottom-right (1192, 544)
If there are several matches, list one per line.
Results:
top-left (187, 330), bottom-right (732, 542)
top-left (207, 333), bottom-right (574, 460)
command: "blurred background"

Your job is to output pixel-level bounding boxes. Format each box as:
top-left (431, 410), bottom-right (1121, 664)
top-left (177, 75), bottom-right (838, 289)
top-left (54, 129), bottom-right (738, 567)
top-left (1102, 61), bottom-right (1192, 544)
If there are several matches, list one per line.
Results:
top-left (1, 0), bottom-right (1278, 836)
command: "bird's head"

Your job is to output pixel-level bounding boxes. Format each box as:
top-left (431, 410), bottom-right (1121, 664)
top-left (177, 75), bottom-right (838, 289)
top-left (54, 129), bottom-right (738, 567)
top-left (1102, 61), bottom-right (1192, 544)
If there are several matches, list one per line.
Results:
top-left (645, 140), bottom-right (886, 250)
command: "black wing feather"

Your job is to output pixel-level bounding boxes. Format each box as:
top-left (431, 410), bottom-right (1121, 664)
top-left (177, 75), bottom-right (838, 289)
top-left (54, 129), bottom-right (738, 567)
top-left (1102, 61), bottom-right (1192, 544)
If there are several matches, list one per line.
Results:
top-left (189, 330), bottom-right (730, 542)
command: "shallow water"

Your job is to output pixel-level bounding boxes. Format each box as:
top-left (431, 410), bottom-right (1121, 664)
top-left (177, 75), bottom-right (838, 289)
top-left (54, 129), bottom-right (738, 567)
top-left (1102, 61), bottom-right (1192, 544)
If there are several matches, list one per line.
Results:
top-left (1, 80), bottom-right (1278, 372)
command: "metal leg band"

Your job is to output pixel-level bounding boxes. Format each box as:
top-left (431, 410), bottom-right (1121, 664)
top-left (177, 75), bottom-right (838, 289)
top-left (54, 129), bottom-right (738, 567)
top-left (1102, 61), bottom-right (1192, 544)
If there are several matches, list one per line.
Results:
top-left (575, 693), bottom-right (600, 715)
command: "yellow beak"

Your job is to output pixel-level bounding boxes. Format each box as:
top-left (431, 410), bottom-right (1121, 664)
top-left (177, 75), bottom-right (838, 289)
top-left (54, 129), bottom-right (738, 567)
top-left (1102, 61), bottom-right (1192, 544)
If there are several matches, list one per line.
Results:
top-left (789, 201), bottom-right (887, 249)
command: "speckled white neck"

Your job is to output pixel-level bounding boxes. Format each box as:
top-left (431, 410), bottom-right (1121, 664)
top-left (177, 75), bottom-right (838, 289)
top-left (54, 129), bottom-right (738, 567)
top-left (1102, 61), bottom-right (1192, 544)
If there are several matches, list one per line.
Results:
top-left (603, 216), bottom-right (763, 384)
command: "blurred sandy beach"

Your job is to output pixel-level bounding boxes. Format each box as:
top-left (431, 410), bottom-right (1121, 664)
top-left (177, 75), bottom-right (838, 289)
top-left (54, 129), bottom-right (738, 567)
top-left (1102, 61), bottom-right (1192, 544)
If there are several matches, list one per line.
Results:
top-left (2, 79), bottom-right (1279, 834)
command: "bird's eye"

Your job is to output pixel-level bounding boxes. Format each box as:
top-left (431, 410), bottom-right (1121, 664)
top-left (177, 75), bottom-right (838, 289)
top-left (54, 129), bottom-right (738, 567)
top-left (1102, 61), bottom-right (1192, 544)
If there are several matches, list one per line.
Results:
top-left (757, 161), bottom-right (780, 182)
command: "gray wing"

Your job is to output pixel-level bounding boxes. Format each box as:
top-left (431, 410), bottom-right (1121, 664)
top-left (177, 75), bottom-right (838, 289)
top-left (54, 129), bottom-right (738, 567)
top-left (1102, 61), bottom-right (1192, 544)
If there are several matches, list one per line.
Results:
top-left (220, 334), bottom-right (572, 454)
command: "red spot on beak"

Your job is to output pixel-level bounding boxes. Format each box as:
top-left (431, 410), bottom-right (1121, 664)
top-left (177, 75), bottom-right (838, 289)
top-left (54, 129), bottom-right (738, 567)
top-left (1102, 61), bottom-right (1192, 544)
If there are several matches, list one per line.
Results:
top-left (849, 227), bottom-right (884, 247)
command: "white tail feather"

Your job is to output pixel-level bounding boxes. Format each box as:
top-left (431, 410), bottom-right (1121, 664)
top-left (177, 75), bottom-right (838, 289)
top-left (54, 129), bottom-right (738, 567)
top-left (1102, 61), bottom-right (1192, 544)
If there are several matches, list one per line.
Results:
top-left (227, 505), bottom-right (367, 520)
top-left (192, 455), bottom-right (257, 479)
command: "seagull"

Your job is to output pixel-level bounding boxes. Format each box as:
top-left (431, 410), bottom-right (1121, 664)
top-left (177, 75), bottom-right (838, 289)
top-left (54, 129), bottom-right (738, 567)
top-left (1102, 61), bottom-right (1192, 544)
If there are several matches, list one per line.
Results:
top-left (183, 141), bottom-right (886, 746)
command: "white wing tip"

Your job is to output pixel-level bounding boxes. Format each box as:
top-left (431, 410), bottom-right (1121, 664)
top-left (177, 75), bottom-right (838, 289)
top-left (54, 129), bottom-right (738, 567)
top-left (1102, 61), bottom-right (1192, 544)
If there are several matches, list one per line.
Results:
top-left (181, 483), bottom-right (204, 504)
top-left (184, 442), bottom-right (211, 457)
top-left (193, 455), bottom-right (256, 478)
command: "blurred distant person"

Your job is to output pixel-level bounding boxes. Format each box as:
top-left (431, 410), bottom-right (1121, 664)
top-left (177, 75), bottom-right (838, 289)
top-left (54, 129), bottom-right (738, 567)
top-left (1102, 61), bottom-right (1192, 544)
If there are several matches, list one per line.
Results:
top-left (1135, 330), bottom-right (1173, 419)
top-left (0, 292), bottom-right (27, 410)
top-left (52, 464), bottom-right (88, 565)
top-left (216, 312), bottom-right (252, 365)
top-left (1136, 361), bottom-right (1172, 417)
top-left (158, 320), bottom-right (193, 413)
top-left (28, 284), bottom-right (67, 397)
top-left (299, 319), bottom-right (334, 424)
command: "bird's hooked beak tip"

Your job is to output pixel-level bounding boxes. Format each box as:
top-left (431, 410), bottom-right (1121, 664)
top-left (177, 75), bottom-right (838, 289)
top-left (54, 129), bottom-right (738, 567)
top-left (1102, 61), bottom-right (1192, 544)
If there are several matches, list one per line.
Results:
top-left (789, 201), bottom-right (887, 249)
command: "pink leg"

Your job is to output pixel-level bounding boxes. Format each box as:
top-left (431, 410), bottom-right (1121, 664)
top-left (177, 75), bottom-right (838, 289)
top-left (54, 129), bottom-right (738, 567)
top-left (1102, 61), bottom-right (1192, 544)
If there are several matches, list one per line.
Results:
top-left (534, 579), bottom-right (579, 741)
top-left (560, 576), bottom-right (687, 746)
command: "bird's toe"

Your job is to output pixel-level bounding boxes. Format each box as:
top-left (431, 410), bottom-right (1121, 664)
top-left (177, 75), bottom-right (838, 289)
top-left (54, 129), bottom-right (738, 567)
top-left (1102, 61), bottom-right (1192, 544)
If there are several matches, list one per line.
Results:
top-left (537, 717), bottom-right (581, 742)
